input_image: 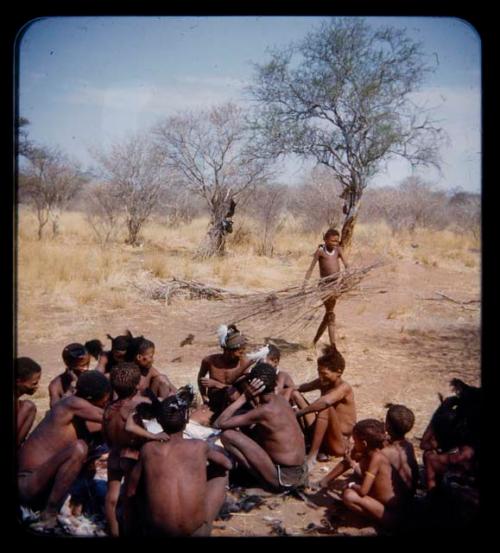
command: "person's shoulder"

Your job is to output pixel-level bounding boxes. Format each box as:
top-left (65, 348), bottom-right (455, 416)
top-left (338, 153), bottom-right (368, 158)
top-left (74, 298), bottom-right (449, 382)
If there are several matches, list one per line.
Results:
top-left (49, 373), bottom-right (63, 386)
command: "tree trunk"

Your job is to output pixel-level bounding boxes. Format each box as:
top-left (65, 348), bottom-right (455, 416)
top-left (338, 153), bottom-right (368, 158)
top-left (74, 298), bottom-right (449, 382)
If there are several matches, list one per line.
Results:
top-left (126, 218), bottom-right (142, 246)
top-left (340, 183), bottom-right (362, 251)
top-left (196, 198), bottom-right (236, 259)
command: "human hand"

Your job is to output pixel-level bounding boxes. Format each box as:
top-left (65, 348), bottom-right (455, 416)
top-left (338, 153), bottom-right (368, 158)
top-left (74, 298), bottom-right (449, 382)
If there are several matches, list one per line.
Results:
top-left (154, 432), bottom-right (170, 443)
top-left (245, 378), bottom-right (265, 399)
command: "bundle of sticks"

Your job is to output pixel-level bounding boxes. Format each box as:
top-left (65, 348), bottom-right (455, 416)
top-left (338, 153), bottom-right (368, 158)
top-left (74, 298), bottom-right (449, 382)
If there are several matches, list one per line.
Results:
top-left (201, 262), bottom-right (383, 338)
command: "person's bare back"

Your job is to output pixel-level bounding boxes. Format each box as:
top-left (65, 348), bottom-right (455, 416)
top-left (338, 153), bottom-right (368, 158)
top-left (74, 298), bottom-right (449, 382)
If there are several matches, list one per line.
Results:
top-left (138, 439), bottom-right (210, 535)
top-left (381, 440), bottom-right (418, 493)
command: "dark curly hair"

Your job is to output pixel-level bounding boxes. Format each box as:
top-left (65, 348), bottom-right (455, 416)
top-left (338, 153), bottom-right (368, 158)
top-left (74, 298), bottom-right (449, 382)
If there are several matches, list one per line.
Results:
top-left (384, 403), bottom-right (415, 439)
top-left (62, 343), bottom-right (89, 368)
top-left (353, 419), bottom-right (386, 449)
top-left (157, 396), bottom-right (188, 434)
top-left (317, 344), bottom-right (345, 374)
top-left (248, 362), bottom-right (277, 394)
top-left (75, 370), bottom-right (112, 402)
top-left (15, 357), bottom-right (42, 381)
top-left (110, 362), bottom-right (141, 398)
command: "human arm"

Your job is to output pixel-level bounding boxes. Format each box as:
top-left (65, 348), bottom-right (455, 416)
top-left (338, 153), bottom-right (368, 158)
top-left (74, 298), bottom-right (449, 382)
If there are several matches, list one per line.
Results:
top-left (318, 457), bottom-right (353, 488)
top-left (125, 410), bottom-right (169, 442)
top-left (94, 352), bottom-right (109, 373)
top-left (295, 383), bottom-right (349, 417)
top-left (206, 444), bottom-right (233, 471)
top-left (48, 377), bottom-right (63, 408)
top-left (125, 457), bottom-right (143, 499)
top-left (68, 396), bottom-right (106, 423)
top-left (303, 250), bottom-right (320, 286)
top-left (197, 359), bottom-right (213, 403)
top-left (213, 379), bottom-right (266, 430)
top-left (338, 246), bottom-right (349, 270)
top-left (351, 454), bottom-right (382, 497)
top-left (296, 378), bottom-right (321, 393)
top-left (150, 373), bottom-right (177, 399)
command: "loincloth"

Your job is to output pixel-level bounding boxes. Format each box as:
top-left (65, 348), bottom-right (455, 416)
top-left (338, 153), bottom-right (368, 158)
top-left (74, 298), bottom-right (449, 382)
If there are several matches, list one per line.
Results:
top-left (276, 462), bottom-right (308, 491)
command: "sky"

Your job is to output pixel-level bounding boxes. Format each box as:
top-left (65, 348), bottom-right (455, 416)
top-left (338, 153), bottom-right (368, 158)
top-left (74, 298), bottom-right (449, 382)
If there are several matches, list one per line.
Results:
top-left (17, 16), bottom-right (481, 193)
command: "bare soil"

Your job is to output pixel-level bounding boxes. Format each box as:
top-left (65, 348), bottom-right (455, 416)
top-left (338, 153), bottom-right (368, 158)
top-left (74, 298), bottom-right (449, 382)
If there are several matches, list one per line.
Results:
top-left (17, 252), bottom-right (480, 536)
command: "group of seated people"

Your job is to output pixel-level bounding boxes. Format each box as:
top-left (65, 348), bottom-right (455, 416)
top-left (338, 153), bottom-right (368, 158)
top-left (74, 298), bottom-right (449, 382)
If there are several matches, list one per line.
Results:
top-left (15, 325), bottom-right (479, 536)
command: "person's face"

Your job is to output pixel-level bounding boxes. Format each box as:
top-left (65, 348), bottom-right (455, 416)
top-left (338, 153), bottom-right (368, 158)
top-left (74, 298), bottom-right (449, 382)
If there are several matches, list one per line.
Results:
top-left (352, 433), bottom-right (368, 455)
top-left (92, 392), bottom-right (111, 408)
top-left (112, 349), bottom-right (127, 363)
top-left (17, 371), bottom-right (41, 396)
top-left (72, 354), bottom-right (91, 375)
top-left (324, 235), bottom-right (340, 250)
top-left (137, 347), bottom-right (155, 370)
top-left (225, 346), bottom-right (246, 360)
top-left (266, 356), bottom-right (279, 369)
top-left (318, 364), bottom-right (340, 386)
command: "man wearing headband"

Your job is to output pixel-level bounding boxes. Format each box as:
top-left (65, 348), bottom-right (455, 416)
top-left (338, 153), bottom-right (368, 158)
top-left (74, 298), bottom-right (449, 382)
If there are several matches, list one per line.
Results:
top-left (197, 325), bottom-right (254, 420)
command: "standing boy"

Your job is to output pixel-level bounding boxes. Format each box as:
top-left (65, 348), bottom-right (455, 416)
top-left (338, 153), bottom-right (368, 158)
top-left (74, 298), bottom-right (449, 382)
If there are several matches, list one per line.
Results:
top-left (303, 228), bottom-right (349, 345)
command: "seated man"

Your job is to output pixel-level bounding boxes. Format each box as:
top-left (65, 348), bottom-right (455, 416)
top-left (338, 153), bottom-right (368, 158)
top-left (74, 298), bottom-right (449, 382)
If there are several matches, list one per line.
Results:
top-left (214, 363), bottom-right (308, 492)
top-left (15, 357), bottom-right (42, 446)
top-left (125, 395), bottom-right (232, 537)
top-left (197, 324), bottom-right (254, 419)
top-left (18, 371), bottom-right (111, 527)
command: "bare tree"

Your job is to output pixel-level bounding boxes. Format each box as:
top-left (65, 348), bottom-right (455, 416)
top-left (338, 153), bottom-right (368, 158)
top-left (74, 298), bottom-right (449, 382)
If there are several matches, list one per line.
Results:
top-left (249, 17), bottom-right (445, 249)
top-left (153, 102), bottom-right (272, 257)
top-left (246, 183), bottom-right (288, 256)
top-left (92, 133), bottom-right (168, 246)
top-left (288, 165), bottom-right (344, 232)
top-left (19, 146), bottom-right (85, 239)
top-left (83, 182), bottom-right (122, 246)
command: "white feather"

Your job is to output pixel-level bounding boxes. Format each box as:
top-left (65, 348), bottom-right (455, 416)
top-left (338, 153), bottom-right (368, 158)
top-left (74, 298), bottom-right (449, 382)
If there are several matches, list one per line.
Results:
top-left (217, 324), bottom-right (229, 347)
top-left (246, 344), bottom-right (270, 362)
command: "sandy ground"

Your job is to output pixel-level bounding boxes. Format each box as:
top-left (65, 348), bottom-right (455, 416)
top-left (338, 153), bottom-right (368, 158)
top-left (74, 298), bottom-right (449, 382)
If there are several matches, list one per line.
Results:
top-left (16, 251), bottom-right (480, 536)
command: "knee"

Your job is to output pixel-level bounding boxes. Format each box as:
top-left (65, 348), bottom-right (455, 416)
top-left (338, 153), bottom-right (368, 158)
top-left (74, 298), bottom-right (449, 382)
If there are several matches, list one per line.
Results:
top-left (72, 440), bottom-right (89, 460)
top-left (342, 488), bottom-right (357, 506)
top-left (326, 311), bottom-right (336, 323)
top-left (220, 430), bottom-right (238, 446)
top-left (19, 400), bottom-right (37, 417)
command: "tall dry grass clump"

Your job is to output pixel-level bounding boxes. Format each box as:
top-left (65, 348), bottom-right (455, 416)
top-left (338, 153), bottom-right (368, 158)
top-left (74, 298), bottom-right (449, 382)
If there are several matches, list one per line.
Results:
top-left (17, 205), bottom-right (480, 316)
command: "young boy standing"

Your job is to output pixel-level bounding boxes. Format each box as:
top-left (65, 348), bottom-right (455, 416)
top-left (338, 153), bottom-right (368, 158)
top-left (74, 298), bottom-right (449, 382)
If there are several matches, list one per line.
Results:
top-left (303, 228), bottom-right (349, 345)
top-left (15, 357), bottom-right (42, 446)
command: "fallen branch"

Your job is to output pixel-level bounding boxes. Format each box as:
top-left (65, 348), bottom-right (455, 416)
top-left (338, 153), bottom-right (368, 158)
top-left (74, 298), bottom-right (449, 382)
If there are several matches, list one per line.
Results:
top-left (420, 291), bottom-right (480, 311)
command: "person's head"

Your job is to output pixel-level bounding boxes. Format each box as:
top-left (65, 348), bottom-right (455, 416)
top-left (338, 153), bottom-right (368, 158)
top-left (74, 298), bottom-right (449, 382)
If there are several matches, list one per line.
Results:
top-left (265, 344), bottom-right (281, 369)
top-left (248, 362), bottom-right (277, 395)
top-left (157, 396), bottom-right (189, 434)
top-left (62, 343), bottom-right (91, 373)
top-left (15, 357), bottom-right (42, 396)
top-left (75, 370), bottom-right (112, 407)
top-left (110, 362), bottom-right (141, 399)
top-left (323, 228), bottom-right (340, 249)
top-left (317, 344), bottom-right (345, 385)
top-left (84, 340), bottom-right (104, 361)
top-left (127, 335), bottom-right (155, 372)
top-left (107, 331), bottom-right (133, 363)
top-left (222, 325), bottom-right (247, 359)
top-left (352, 419), bottom-right (386, 453)
top-left (384, 403), bottom-right (415, 440)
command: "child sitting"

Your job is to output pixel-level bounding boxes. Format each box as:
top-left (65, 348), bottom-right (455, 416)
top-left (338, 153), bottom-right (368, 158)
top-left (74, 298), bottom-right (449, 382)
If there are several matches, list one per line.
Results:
top-left (15, 357), bottom-right (42, 446)
top-left (342, 419), bottom-right (414, 528)
top-left (381, 404), bottom-right (419, 494)
top-left (125, 395), bottom-right (232, 536)
top-left (103, 362), bottom-right (168, 537)
top-left (48, 343), bottom-right (92, 407)
top-left (294, 345), bottom-right (356, 469)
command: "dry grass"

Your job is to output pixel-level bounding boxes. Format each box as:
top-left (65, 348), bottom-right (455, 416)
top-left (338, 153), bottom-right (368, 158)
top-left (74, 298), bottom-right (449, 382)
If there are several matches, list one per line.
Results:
top-left (17, 207), bottom-right (480, 313)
